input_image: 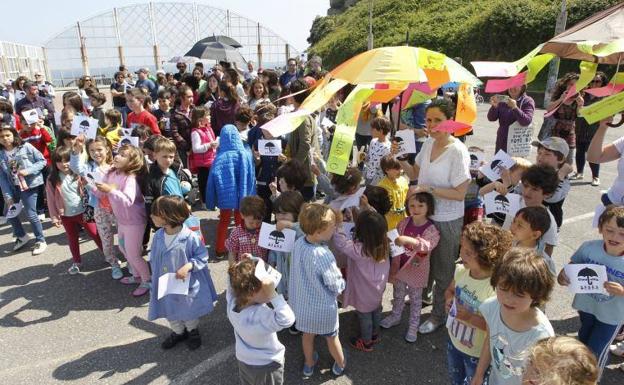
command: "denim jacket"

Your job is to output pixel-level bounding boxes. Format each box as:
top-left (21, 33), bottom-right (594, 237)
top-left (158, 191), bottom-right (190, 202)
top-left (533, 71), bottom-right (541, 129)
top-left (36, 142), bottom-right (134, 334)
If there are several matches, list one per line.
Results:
top-left (0, 143), bottom-right (46, 200)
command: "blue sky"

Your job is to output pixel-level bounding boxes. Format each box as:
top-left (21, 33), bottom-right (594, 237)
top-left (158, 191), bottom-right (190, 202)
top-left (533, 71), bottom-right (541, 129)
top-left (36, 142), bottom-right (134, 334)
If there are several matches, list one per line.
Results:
top-left (0, 0), bottom-right (329, 51)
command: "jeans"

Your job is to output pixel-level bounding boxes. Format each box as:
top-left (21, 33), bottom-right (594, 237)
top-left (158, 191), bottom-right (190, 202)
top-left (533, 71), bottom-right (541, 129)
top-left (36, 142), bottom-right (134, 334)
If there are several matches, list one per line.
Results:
top-left (357, 307), bottom-right (382, 341)
top-left (8, 187), bottom-right (45, 242)
top-left (578, 311), bottom-right (622, 370)
top-left (447, 340), bottom-right (480, 385)
top-left (575, 141), bottom-right (600, 178)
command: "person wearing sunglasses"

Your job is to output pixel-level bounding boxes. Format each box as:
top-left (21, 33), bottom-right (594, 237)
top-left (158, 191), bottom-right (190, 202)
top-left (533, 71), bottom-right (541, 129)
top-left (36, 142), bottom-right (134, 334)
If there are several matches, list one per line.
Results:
top-left (173, 62), bottom-right (188, 82)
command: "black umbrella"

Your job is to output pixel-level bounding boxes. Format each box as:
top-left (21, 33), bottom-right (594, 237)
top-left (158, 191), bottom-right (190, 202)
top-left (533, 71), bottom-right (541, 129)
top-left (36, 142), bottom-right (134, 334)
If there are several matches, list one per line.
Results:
top-left (578, 267), bottom-right (599, 285)
top-left (184, 41), bottom-right (246, 68)
top-left (197, 35), bottom-right (242, 49)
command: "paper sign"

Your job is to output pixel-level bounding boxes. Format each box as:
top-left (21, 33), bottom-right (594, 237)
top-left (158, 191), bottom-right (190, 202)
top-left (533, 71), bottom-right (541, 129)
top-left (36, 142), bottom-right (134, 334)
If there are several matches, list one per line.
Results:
top-left (387, 229), bottom-right (406, 257)
top-left (339, 186), bottom-right (366, 211)
top-left (394, 129), bottom-right (416, 156)
top-left (485, 72), bottom-right (528, 94)
top-left (21, 109), bottom-right (39, 125)
top-left (258, 222), bottom-right (296, 252)
top-left (121, 128), bottom-right (133, 137)
top-left (54, 112), bottom-right (62, 127)
top-left (261, 109), bottom-right (309, 137)
top-left (300, 78), bottom-right (348, 113)
top-left (6, 202), bottom-right (23, 219)
top-left (564, 264), bottom-right (608, 294)
top-left (258, 139), bottom-right (282, 156)
top-left (455, 83), bottom-right (477, 128)
top-left (579, 90), bottom-right (624, 124)
top-left (85, 170), bottom-right (104, 184)
top-left (321, 117), bottom-right (335, 128)
top-left (119, 135), bottom-right (139, 148)
top-left (468, 147), bottom-right (485, 171)
top-left (342, 222), bottom-right (355, 239)
top-left (484, 191), bottom-right (521, 216)
top-left (479, 150), bottom-right (516, 182)
top-left (446, 299), bottom-right (457, 330)
top-left (471, 43), bottom-right (545, 78)
top-left (157, 272), bottom-right (190, 300)
top-left (70, 116), bottom-right (99, 139)
top-left (434, 120), bottom-right (471, 134)
top-left (254, 257), bottom-right (282, 287)
top-left (506, 122), bottom-right (533, 158)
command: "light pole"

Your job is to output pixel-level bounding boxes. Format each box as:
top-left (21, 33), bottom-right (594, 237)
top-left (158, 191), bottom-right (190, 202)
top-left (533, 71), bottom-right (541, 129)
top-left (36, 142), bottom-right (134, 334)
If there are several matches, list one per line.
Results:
top-left (543, 0), bottom-right (568, 107)
top-left (367, 0), bottom-right (374, 50)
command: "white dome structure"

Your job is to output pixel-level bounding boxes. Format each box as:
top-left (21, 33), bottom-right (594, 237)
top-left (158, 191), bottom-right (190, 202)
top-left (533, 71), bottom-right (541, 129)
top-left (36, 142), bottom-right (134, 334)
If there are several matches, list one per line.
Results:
top-left (44, 2), bottom-right (300, 86)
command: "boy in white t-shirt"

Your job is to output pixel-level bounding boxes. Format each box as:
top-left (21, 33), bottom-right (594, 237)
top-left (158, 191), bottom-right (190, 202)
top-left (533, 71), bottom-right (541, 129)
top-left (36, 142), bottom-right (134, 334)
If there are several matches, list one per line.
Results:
top-left (502, 165), bottom-right (560, 257)
top-left (472, 248), bottom-right (555, 385)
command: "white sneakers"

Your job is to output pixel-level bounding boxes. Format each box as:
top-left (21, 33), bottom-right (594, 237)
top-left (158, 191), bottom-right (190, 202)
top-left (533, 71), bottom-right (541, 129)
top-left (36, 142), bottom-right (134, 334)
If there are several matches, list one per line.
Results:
top-left (32, 241), bottom-right (47, 255)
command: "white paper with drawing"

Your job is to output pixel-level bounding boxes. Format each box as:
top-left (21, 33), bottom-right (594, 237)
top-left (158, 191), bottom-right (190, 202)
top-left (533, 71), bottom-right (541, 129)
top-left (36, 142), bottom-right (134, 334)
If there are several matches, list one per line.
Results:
top-left (394, 129), bottom-right (417, 157)
top-left (258, 139), bottom-right (282, 156)
top-left (483, 191), bottom-right (521, 215)
top-left (258, 222), bottom-right (296, 252)
top-left (157, 272), bottom-right (190, 300)
top-left (479, 150), bottom-right (515, 182)
top-left (70, 116), bottom-right (99, 139)
top-left (254, 258), bottom-right (282, 287)
top-left (564, 264), bottom-right (608, 294)
top-left (387, 229), bottom-right (406, 257)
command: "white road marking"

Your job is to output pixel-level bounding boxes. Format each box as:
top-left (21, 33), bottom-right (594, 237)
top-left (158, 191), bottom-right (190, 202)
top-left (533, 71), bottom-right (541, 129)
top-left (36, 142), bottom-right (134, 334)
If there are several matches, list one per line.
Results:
top-left (561, 211), bottom-right (595, 226)
top-left (170, 345), bottom-right (235, 385)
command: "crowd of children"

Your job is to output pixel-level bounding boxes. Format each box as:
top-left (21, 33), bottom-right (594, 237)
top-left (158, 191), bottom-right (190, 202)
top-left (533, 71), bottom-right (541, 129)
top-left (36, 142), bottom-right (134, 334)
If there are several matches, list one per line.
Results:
top-left (1, 69), bottom-right (624, 385)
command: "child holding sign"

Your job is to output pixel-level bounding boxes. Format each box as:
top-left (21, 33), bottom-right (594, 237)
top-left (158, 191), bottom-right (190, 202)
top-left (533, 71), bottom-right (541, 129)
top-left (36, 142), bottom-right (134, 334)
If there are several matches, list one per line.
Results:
top-left (227, 258), bottom-right (295, 385)
top-left (331, 210), bottom-right (390, 352)
top-left (557, 205), bottom-right (624, 373)
top-left (444, 222), bottom-right (512, 385)
top-left (226, 196), bottom-right (268, 265)
top-left (148, 196), bottom-right (217, 351)
top-left (380, 192), bottom-right (439, 342)
top-left (377, 155), bottom-right (409, 230)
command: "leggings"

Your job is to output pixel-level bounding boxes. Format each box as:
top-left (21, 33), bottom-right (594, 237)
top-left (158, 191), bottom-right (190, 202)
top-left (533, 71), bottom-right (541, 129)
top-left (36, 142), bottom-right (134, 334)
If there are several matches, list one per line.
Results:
top-left (196, 166), bottom-right (210, 205)
top-left (94, 207), bottom-right (118, 266)
top-left (215, 209), bottom-right (241, 254)
top-left (61, 213), bottom-right (102, 264)
top-left (575, 141), bottom-right (600, 178)
top-left (118, 223), bottom-right (150, 282)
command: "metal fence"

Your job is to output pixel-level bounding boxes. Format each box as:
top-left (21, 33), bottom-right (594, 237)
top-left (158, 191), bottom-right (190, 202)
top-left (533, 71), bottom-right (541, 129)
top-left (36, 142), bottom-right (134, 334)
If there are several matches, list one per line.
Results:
top-left (0, 41), bottom-right (50, 84)
top-left (44, 2), bottom-right (300, 87)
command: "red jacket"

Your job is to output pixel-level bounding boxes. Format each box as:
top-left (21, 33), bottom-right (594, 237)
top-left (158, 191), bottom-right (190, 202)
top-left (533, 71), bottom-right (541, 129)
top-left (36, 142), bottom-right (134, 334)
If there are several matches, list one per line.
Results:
top-left (19, 127), bottom-right (52, 165)
top-left (127, 109), bottom-right (161, 135)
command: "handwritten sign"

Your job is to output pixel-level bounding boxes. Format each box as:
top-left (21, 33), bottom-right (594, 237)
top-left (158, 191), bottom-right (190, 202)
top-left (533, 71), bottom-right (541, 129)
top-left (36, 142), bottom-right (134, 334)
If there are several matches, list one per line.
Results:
top-left (70, 116), bottom-right (99, 139)
top-left (479, 150), bottom-right (516, 182)
top-left (157, 272), bottom-right (190, 300)
top-left (258, 222), bottom-right (296, 252)
top-left (484, 191), bottom-right (521, 216)
top-left (506, 122), bottom-right (533, 158)
top-left (254, 257), bottom-right (282, 287)
top-left (258, 139), bottom-right (282, 156)
top-left (579, 90), bottom-right (624, 124)
top-left (21, 109), bottom-right (39, 125)
top-left (564, 264), bottom-right (608, 294)
top-left (394, 129), bottom-right (417, 157)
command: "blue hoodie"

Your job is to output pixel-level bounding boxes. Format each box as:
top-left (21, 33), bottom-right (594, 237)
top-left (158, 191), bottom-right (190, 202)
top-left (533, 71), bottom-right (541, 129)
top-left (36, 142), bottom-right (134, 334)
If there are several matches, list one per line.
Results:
top-left (206, 124), bottom-right (256, 210)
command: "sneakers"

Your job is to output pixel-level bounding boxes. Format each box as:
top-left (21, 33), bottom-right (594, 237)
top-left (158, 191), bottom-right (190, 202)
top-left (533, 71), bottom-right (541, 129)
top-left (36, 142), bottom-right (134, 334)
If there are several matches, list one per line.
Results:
top-left (186, 328), bottom-right (202, 350)
top-left (610, 341), bottom-right (624, 357)
top-left (111, 266), bottom-right (123, 280)
top-left (37, 213), bottom-right (46, 221)
top-left (288, 325), bottom-right (301, 335)
top-left (13, 235), bottom-right (31, 251)
top-left (132, 282), bottom-right (151, 297)
top-left (418, 319), bottom-right (441, 334)
top-left (380, 313), bottom-right (402, 329)
top-left (302, 351), bottom-right (319, 378)
top-left (161, 330), bottom-right (189, 349)
top-left (68, 263), bottom-right (81, 275)
top-left (405, 325), bottom-right (419, 343)
top-left (120, 276), bottom-right (140, 285)
top-left (32, 241), bottom-right (47, 255)
top-left (592, 177), bottom-right (600, 186)
top-left (350, 337), bottom-right (373, 352)
top-left (570, 173), bottom-right (584, 180)
top-left (332, 353), bottom-right (346, 376)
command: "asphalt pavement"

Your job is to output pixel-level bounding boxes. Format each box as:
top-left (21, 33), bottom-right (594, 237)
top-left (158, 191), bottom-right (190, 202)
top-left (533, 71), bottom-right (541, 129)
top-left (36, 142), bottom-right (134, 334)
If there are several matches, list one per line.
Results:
top-left (0, 104), bottom-right (623, 384)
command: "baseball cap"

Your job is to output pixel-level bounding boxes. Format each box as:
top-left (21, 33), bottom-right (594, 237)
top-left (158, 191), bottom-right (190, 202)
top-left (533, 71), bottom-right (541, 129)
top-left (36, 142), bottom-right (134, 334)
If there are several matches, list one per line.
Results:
top-left (134, 67), bottom-right (149, 74)
top-left (531, 137), bottom-right (569, 159)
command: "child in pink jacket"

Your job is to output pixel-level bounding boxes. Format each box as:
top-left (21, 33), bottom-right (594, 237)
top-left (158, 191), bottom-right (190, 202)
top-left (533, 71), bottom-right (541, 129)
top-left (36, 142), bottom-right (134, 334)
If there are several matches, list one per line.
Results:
top-left (332, 210), bottom-right (390, 352)
top-left (94, 145), bottom-right (149, 296)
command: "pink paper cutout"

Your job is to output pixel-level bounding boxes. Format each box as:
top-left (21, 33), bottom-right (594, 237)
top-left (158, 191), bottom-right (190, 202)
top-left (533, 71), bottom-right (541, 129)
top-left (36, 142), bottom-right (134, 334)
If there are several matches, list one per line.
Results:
top-left (433, 120), bottom-right (471, 133)
top-left (485, 72), bottom-right (527, 94)
top-left (584, 83), bottom-right (624, 97)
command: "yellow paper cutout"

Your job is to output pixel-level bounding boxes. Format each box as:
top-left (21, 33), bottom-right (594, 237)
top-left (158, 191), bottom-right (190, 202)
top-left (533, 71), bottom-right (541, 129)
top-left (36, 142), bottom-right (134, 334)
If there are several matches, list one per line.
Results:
top-left (455, 83), bottom-right (477, 128)
top-left (579, 90), bottom-right (624, 124)
top-left (577, 61), bottom-right (599, 92)
top-left (418, 48), bottom-right (446, 71)
top-left (525, 54), bottom-right (555, 83)
top-left (300, 78), bottom-right (348, 113)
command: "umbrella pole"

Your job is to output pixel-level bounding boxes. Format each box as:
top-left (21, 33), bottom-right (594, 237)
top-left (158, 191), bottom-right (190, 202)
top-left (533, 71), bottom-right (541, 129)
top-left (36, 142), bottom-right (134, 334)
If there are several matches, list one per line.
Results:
top-left (392, 91), bottom-right (404, 138)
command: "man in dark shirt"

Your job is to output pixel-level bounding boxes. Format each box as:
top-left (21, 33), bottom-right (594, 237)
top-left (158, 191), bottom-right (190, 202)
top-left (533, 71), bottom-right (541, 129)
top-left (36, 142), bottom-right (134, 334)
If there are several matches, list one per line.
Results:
top-left (14, 81), bottom-right (55, 129)
top-left (173, 62), bottom-right (188, 82)
top-left (279, 58), bottom-right (299, 89)
top-left (110, 71), bottom-right (132, 125)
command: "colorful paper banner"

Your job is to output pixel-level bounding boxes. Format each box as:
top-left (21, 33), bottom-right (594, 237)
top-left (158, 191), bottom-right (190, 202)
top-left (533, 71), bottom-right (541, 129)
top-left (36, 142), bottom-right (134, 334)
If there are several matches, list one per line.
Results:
top-left (485, 72), bottom-right (528, 93)
top-left (455, 83), bottom-right (477, 129)
top-left (584, 83), bottom-right (624, 97)
top-left (579, 90), bottom-right (624, 124)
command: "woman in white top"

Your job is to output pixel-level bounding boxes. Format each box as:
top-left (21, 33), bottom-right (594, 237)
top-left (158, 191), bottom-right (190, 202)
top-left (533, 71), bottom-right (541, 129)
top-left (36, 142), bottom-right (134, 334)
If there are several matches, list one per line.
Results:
top-left (395, 98), bottom-right (471, 334)
top-left (587, 116), bottom-right (624, 206)
top-left (246, 79), bottom-right (270, 111)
